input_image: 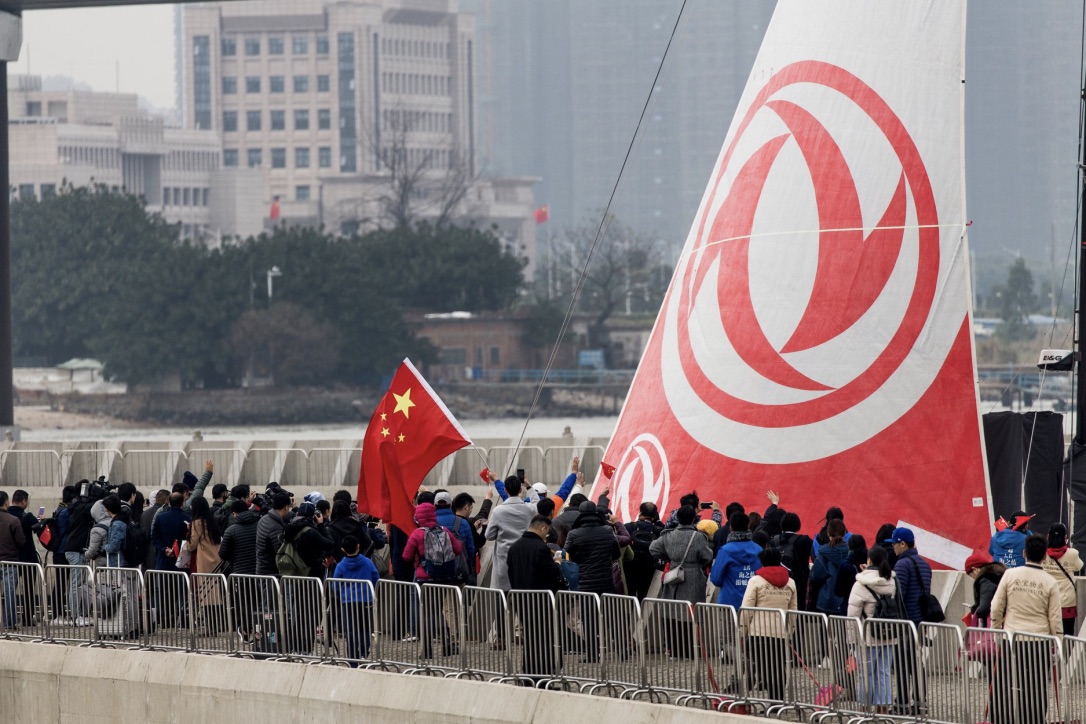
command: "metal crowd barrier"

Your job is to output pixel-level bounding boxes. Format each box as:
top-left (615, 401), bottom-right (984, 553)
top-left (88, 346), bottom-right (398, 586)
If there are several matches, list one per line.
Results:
top-left (6, 562), bottom-right (1086, 724)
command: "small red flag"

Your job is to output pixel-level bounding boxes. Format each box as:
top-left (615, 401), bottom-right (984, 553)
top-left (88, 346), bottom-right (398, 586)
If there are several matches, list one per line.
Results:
top-left (533, 205), bottom-right (549, 224)
top-left (357, 359), bottom-right (473, 534)
top-left (38, 526), bottom-right (52, 548)
top-left (270, 196), bottom-right (281, 221)
top-left (479, 468), bottom-right (490, 483)
top-left (600, 462), bottom-right (616, 479)
top-left (171, 539), bottom-right (180, 559)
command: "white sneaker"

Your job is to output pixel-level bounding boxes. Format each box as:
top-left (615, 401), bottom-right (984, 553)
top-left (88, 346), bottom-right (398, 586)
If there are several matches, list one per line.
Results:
top-left (75, 617), bottom-right (92, 627)
top-left (50, 617), bottom-right (71, 626)
top-left (401, 635), bottom-right (417, 642)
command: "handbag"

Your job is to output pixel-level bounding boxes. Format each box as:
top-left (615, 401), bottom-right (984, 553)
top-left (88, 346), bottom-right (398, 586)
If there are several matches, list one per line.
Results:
top-left (908, 557), bottom-right (945, 623)
top-left (175, 540), bottom-right (192, 570)
top-left (662, 529), bottom-right (698, 586)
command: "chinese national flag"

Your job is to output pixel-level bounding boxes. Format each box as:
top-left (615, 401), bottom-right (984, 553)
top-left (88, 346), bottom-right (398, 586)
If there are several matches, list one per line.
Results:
top-left (270, 197), bottom-right (281, 221)
top-left (533, 205), bottom-right (549, 224)
top-left (600, 462), bottom-right (616, 479)
top-left (357, 359), bottom-right (472, 533)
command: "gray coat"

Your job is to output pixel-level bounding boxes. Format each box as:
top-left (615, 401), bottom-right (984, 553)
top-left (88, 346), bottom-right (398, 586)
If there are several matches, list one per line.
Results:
top-left (649, 525), bottom-right (713, 605)
top-left (485, 497), bottom-right (536, 592)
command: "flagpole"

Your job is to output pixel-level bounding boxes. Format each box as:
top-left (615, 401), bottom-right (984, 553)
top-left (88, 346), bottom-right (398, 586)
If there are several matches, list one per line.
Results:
top-left (470, 444), bottom-right (491, 473)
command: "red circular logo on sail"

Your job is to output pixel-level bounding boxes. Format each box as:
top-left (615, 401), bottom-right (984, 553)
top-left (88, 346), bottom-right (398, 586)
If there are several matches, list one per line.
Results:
top-left (675, 61), bottom-right (941, 427)
top-left (610, 433), bottom-right (671, 523)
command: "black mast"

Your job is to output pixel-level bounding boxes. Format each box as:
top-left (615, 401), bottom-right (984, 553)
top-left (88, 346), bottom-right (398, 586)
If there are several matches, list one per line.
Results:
top-left (1078, 80), bottom-right (1086, 446)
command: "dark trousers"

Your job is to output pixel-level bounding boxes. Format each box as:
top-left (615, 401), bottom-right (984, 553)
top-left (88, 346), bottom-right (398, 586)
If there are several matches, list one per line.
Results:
top-left (893, 634), bottom-right (920, 713)
top-left (513, 600), bottom-right (559, 679)
top-left (748, 636), bottom-right (788, 701)
top-left (992, 639), bottom-right (1049, 724)
top-left (341, 602), bottom-right (374, 663)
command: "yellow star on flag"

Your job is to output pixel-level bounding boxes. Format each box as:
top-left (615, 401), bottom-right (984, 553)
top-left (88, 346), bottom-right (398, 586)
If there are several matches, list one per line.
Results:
top-left (398, 433), bottom-right (406, 443)
top-left (392, 388), bottom-right (416, 419)
top-left (380, 412), bottom-right (387, 421)
top-left (381, 427), bottom-right (390, 437)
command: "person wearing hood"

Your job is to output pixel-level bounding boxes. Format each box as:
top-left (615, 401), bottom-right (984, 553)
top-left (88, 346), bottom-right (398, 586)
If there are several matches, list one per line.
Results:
top-left (83, 497), bottom-right (114, 567)
top-left (402, 502), bottom-right (463, 658)
top-left (710, 512), bottom-right (763, 608)
top-left (565, 500), bottom-right (620, 662)
top-left (809, 519), bottom-right (850, 615)
top-left (847, 545), bottom-right (897, 713)
top-left (989, 510), bottom-right (1032, 568)
top-left (331, 535), bottom-right (380, 664)
top-left (1041, 523), bottom-right (1083, 635)
top-left (965, 553), bottom-right (1005, 627)
top-left (741, 546), bottom-right (797, 702)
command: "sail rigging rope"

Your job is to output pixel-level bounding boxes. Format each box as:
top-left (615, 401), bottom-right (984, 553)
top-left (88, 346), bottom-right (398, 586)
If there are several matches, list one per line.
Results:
top-left (504, 0), bottom-right (691, 477)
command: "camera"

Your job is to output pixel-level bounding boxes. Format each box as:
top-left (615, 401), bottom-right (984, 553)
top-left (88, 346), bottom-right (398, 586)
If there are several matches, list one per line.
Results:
top-left (79, 476), bottom-right (116, 501)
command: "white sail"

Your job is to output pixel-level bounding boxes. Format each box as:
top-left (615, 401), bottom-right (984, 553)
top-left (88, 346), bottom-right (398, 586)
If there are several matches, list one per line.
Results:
top-left (601, 0), bottom-right (989, 567)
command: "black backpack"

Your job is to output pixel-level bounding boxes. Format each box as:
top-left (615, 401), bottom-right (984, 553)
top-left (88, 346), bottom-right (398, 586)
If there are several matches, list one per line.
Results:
top-left (775, 533), bottom-right (797, 571)
top-left (862, 583), bottom-right (906, 639)
top-left (124, 521), bottom-right (148, 569)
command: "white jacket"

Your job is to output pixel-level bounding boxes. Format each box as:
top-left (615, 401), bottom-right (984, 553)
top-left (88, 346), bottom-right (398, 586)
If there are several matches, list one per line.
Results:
top-left (847, 568), bottom-right (899, 645)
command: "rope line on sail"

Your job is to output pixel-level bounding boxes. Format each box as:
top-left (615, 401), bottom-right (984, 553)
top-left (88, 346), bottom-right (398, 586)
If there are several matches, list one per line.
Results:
top-left (504, 0), bottom-right (691, 476)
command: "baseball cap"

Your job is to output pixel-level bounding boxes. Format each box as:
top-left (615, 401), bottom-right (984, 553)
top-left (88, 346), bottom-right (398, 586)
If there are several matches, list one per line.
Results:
top-left (531, 482), bottom-right (549, 497)
top-left (884, 527), bottom-right (915, 546)
top-left (434, 491), bottom-right (453, 507)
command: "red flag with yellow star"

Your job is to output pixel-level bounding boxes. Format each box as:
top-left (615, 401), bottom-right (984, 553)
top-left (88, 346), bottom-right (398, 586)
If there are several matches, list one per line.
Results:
top-left (357, 358), bottom-right (472, 533)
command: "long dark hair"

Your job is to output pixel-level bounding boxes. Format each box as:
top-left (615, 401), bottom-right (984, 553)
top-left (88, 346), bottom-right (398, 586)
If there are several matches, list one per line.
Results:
top-left (868, 545), bottom-right (893, 579)
top-left (190, 496), bottom-right (222, 545)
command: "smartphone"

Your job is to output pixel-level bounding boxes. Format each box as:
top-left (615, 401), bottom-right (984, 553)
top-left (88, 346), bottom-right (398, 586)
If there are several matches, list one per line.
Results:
top-left (699, 502), bottom-right (713, 510)
top-left (37, 506), bottom-right (45, 518)
top-left (516, 468), bottom-right (526, 482)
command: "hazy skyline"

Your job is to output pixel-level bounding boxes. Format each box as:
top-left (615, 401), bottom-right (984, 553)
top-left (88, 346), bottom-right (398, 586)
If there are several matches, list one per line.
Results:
top-left (7, 5), bottom-right (175, 109)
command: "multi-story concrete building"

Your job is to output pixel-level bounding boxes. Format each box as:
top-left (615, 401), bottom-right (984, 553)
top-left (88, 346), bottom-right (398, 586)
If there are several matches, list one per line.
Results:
top-left (181, 0), bottom-right (539, 274)
top-left (6, 73), bottom-right (265, 241)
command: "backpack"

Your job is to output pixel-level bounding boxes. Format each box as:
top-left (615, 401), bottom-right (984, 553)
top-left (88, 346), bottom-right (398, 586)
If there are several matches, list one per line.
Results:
top-left (450, 517), bottom-right (471, 582)
top-left (212, 503), bottom-right (231, 533)
top-left (775, 533), bottom-right (797, 571)
top-left (124, 521), bottom-right (147, 569)
top-left (36, 518), bottom-right (62, 552)
top-left (275, 536), bottom-right (308, 577)
top-left (862, 583), bottom-right (905, 639)
top-left (420, 526), bottom-right (457, 581)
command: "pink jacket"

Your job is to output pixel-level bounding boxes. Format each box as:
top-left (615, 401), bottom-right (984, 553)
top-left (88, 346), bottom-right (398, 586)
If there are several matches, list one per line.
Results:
top-left (402, 503), bottom-right (463, 582)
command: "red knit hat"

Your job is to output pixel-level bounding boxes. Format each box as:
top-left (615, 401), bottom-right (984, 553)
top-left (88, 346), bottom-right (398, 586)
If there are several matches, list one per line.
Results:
top-left (964, 552), bottom-right (991, 573)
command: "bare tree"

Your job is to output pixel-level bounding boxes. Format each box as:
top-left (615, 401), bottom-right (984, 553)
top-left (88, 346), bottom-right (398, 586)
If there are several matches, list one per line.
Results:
top-left (337, 104), bottom-right (482, 231)
top-left (552, 215), bottom-right (669, 357)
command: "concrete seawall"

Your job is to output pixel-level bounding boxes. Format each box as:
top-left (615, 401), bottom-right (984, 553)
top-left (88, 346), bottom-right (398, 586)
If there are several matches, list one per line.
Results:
top-left (0, 640), bottom-right (759, 723)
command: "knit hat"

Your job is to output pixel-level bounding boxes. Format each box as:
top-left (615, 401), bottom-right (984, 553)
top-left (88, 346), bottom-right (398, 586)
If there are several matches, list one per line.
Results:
top-left (182, 471), bottom-right (198, 490)
top-left (963, 552), bottom-right (991, 573)
top-left (297, 501), bottom-right (316, 519)
top-left (697, 519), bottom-right (719, 539)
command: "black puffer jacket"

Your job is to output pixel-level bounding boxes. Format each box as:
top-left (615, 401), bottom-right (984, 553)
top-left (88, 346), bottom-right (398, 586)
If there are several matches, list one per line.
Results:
top-left (564, 509), bottom-right (620, 594)
top-left (219, 510), bottom-right (260, 575)
top-left (329, 516), bottom-right (373, 562)
top-left (256, 511), bottom-right (287, 577)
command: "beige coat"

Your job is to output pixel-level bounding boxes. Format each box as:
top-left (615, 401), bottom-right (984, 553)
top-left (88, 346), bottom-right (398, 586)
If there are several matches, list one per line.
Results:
top-left (1041, 548), bottom-right (1082, 609)
top-left (847, 568), bottom-right (899, 645)
top-left (991, 563), bottom-right (1061, 636)
top-left (740, 572), bottom-right (797, 639)
top-left (189, 518), bottom-right (222, 607)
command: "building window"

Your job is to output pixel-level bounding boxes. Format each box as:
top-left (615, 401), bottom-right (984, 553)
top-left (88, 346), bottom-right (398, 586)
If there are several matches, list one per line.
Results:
top-left (18, 184), bottom-right (34, 200)
top-left (245, 76), bottom-right (261, 94)
top-left (270, 76), bottom-right (284, 94)
top-left (183, 188), bottom-right (190, 206)
top-left (317, 75), bottom-right (330, 92)
top-left (268, 37), bottom-right (284, 55)
top-left (193, 36), bottom-right (212, 129)
top-left (316, 35), bottom-right (329, 55)
top-left (270, 110), bottom-right (285, 131)
top-left (271, 148), bottom-right (286, 168)
top-left (223, 149), bottom-right (239, 167)
top-left (222, 77), bottom-right (237, 94)
top-left (246, 110), bottom-right (261, 131)
top-left (296, 185), bottom-right (310, 201)
top-left (222, 37), bottom-right (237, 56)
top-left (293, 36), bottom-right (308, 55)
top-left (223, 111), bottom-right (238, 132)
top-left (490, 347), bottom-right (501, 365)
top-left (40, 183), bottom-right (56, 198)
top-left (293, 75), bottom-right (309, 93)
top-left (294, 109), bottom-right (309, 130)
top-left (318, 109), bottom-right (331, 130)
top-left (295, 147), bottom-right (310, 168)
top-left (337, 32), bottom-right (357, 172)
top-left (244, 37), bottom-right (260, 56)
top-left (318, 146), bottom-right (332, 168)
top-left (247, 148), bottom-right (263, 167)
top-left (172, 188), bottom-right (181, 205)
top-left (162, 186), bottom-right (170, 205)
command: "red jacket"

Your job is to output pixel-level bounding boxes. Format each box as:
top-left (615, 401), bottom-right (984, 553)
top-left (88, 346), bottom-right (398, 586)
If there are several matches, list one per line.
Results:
top-left (402, 503), bottom-right (463, 582)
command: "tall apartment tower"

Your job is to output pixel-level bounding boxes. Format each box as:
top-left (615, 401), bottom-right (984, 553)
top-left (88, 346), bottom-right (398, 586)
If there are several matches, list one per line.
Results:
top-left (469, 0), bottom-right (775, 252)
top-left (182, 0), bottom-right (481, 232)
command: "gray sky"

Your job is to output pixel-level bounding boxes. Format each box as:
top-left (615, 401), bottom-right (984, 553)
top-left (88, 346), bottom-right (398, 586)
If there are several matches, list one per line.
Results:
top-left (7, 5), bottom-right (175, 110)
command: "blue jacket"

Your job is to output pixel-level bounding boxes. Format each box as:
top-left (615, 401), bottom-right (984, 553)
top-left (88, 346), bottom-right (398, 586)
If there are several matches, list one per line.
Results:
top-left (989, 529), bottom-right (1027, 568)
top-left (809, 542), bottom-right (850, 614)
top-left (710, 538), bottom-right (762, 608)
top-left (150, 506), bottom-right (191, 571)
top-left (436, 507), bottom-right (475, 564)
top-left (495, 472), bottom-right (579, 504)
top-left (893, 548), bottom-right (933, 625)
top-left (812, 530), bottom-right (852, 560)
top-left (102, 518), bottom-right (128, 568)
top-left (331, 554), bottom-right (380, 603)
